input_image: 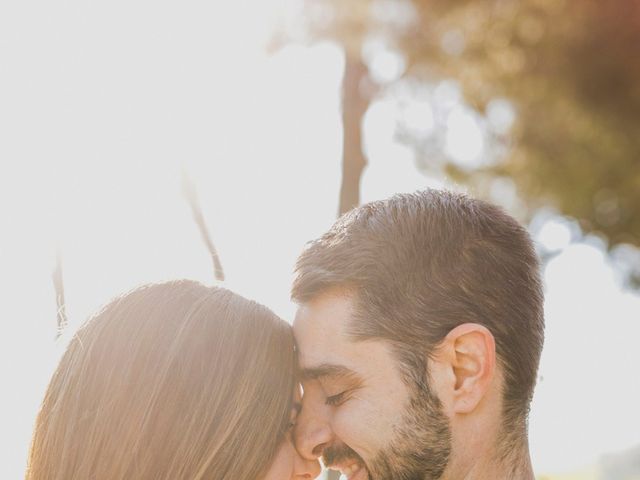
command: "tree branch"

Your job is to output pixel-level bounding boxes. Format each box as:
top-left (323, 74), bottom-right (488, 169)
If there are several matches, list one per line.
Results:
top-left (182, 170), bottom-right (225, 282)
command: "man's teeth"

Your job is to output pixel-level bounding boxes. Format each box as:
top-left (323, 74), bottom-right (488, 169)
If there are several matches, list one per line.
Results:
top-left (343, 464), bottom-right (359, 476)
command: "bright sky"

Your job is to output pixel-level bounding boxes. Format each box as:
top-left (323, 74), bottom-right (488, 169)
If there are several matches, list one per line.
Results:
top-left (1, 2), bottom-right (639, 479)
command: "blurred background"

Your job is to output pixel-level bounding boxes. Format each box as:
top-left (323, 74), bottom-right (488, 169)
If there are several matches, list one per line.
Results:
top-left (1, 0), bottom-right (639, 478)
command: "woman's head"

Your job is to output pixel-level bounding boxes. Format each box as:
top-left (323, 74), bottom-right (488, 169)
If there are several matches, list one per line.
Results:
top-left (27, 280), bottom-right (319, 479)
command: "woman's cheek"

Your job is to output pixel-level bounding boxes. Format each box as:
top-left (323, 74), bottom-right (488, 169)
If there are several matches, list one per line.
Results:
top-left (262, 439), bottom-right (294, 480)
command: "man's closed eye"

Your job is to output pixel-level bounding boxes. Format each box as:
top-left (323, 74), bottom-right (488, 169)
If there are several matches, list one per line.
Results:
top-left (325, 391), bottom-right (349, 406)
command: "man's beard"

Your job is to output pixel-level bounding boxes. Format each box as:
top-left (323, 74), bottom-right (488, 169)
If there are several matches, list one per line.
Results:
top-left (322, 381), bottom-right (451, 480)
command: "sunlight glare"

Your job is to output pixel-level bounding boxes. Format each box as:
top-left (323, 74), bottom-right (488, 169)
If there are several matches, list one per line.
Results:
top-left (444, 106), bottom-right (485, 168)
top-left (486, 98), bottom-right (516, 135)
top-left (535, 218), bottom-right (574, 252)
top-left (362, 36), bottom-right (407, 84)
top-left (530, 242), bottom-right (640, 472)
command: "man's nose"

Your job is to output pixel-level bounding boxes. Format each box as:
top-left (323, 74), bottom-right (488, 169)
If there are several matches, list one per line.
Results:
top-left (294, 382), bottom-right (333, 460)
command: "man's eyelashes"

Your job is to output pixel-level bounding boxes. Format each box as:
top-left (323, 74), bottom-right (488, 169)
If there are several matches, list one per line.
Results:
top-left (325, 391), bottom-right (348, 406)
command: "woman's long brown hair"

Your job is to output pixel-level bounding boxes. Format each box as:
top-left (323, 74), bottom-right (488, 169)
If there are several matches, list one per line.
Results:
top-left (26, 280), bottom-right (296, 479)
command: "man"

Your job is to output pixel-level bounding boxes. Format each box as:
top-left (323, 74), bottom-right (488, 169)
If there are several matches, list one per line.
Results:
top-left (291, 190), bottom-right (544, 480)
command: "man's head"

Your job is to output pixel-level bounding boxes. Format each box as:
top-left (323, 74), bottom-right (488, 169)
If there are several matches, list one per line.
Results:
top-left (291, 190), bottom-right (544, 479)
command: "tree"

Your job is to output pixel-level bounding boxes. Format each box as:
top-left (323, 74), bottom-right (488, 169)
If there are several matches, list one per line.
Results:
top-left (292, 0), bottom-right (640, 251)
top-left (339, 54), bottom-right (370, 215)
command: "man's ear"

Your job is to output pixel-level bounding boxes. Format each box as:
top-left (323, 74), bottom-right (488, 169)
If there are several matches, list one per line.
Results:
top-left (439, 323), bottom-right (497, 414)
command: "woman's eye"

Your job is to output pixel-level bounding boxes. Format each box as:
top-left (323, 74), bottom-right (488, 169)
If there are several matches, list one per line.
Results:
top-left (325, 391), bottom-right (348, 406)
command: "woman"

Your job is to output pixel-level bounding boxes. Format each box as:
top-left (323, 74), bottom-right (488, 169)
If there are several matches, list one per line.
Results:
top-left (26, 280), bottom-right (320, 479)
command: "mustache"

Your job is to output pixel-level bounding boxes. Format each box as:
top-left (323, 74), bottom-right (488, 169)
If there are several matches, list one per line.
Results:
top-left (322, 443), bottom-right (364, 468)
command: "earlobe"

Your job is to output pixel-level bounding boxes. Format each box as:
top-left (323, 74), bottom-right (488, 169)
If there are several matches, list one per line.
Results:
top-left (444, 323), bottom-right (496, 414)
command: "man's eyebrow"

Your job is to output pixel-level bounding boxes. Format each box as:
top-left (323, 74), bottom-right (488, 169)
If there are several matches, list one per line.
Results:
top-left (300, 363), bottom-right (359, 381)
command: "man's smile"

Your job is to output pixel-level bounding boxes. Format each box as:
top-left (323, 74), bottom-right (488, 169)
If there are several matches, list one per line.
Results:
top-left (329, 460), bottom-right (368, 480)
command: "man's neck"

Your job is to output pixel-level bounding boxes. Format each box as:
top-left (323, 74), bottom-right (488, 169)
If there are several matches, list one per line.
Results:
top-left (442, 439), bottom-right (535, 480)
top-left (461, 448), bottom-right (534, 480)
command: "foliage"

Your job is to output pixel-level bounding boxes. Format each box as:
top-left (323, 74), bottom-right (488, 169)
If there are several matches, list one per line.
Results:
top-left (297, 0), bottom-right (640, 250)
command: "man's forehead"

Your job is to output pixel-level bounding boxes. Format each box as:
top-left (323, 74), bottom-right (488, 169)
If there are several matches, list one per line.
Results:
top-left (293, 327), bottom-right (351, 371)
top-left (294, 289), bottom-right (357, 334)
top-left (293, 291), bottom-right (358, 365)
top-left (293, 291), bottom-right (399, 385)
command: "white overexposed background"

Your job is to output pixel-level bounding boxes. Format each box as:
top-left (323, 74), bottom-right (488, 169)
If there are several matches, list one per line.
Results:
top-left (1, 1), bottom-right (639, 479)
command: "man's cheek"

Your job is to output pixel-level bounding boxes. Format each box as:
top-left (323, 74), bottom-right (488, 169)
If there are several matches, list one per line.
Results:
top-left (333, 407), bottom-right (382, 458)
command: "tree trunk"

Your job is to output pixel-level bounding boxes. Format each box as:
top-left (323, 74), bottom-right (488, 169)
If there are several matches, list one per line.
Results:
top-left (338, 53), bottom-right (370, 216)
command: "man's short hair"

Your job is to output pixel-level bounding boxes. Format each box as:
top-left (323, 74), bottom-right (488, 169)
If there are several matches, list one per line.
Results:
top-left (292, 189), bottom-right (544, 428)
